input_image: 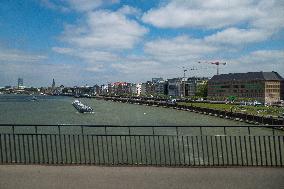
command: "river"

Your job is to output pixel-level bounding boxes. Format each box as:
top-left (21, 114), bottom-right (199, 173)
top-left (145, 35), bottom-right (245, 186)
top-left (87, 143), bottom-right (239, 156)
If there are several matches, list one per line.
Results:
top-left (0, 94), bottom-right (248, 126)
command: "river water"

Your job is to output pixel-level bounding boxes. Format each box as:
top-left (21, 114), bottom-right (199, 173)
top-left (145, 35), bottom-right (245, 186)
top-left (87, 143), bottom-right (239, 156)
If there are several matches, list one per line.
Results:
top-left (0, 94), bottom-right (248, 126)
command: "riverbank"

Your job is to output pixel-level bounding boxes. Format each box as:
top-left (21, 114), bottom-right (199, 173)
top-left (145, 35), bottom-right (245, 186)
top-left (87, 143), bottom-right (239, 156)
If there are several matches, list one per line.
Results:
top-left (178, 102), bottom-right (284, 117)
top-left (95, 96), bottom-right (284, 126)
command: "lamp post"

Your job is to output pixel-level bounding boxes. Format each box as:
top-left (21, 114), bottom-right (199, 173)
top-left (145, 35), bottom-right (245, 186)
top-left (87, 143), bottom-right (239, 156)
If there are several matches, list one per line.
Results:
top-left (182, 67), bottom-right (187, 98)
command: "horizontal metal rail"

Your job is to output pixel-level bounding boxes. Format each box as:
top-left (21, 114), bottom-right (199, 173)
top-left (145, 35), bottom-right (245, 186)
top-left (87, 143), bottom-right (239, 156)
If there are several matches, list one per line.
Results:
top-left (0, 124), bottom-right (283, 127)
top-left (0, 125), bottom-right (283, 136)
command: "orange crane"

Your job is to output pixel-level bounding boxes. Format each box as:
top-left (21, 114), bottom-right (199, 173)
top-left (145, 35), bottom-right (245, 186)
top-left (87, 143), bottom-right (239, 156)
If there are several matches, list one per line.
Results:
top-left (198, 61), bottom-right (226, 75)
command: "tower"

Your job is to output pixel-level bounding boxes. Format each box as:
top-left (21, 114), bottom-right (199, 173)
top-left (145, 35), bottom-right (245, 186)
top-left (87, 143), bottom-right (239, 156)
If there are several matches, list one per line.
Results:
top-left (52, 78), bottom-right (55, 89)
top-left (18, 78), bottom-right (23, 89)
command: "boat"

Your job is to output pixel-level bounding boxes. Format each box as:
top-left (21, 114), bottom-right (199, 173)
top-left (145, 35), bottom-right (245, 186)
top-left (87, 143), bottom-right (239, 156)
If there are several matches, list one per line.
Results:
top-left (72, 100), bottom-right (93, 113)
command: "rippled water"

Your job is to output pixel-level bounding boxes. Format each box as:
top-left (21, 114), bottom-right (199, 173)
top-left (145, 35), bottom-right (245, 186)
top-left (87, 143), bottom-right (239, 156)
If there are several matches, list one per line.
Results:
top-left (0, 94), bottom-right (249, 126)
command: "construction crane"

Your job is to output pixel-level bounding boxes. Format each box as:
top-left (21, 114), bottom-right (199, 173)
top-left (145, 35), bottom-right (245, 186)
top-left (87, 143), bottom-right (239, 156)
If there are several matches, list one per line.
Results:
top-left (182, 67), bottom-right (197, 78)
top-left (198, 61), bottom-right (226, 75)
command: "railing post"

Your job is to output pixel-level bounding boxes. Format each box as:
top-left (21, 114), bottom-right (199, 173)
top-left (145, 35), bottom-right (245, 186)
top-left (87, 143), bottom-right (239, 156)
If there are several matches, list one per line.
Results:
top-left (223, 127), bottom-right (227, 135)
top-left (58, 125), bottom-right (63, 164)
top-left (81, 126), bottom-right (84, 135)
top-left (35, 126), bottom-right (37, 134)
top-left (176, 127), bottom-right (178, 136)
top-left (248, 127), bottom-right (251, 135)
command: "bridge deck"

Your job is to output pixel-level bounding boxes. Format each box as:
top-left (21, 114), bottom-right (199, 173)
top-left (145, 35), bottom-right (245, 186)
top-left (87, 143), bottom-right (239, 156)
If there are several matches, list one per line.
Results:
top-left (0, 165), bottom-right (283, 189)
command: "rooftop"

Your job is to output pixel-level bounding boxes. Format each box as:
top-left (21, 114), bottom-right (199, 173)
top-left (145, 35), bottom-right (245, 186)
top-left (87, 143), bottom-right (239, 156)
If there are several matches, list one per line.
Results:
top-left (210, 71), bottom-right (283, 81)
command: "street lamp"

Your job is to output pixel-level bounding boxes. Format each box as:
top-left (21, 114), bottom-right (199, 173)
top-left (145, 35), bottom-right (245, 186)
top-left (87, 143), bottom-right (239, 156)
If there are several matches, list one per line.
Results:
top-left (182, 67), bottom-right (188, 97)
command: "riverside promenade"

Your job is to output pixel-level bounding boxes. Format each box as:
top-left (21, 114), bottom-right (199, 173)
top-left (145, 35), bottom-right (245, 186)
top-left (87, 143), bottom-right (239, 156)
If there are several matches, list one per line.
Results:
top-left (0, 165), bottom-right (283, 189)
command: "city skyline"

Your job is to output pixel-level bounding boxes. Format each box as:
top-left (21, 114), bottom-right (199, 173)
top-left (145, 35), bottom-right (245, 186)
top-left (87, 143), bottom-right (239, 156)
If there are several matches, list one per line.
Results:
top-left (0, 0), bottom-right (284, 87)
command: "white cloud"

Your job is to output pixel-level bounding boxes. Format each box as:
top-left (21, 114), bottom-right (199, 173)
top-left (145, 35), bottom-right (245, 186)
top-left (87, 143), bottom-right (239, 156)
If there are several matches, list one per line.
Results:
top-left (112, 60), bottom-right (159, 74)
top-left (241, 50), bottom-right (284, 64)
top-left (53, 7), bottom-right (148, 74)
top-left (142, 0), bottom-right (284, 47)
top-left (52, 47), bottom-right (73, 54)
top-left (252, 0), bottom-right (284, 31)
top-left (205, 28), bottom-right (272, 45)
top-left (66, 0), bottom-right (119, 12)
top-left (40, 0), bottom-right (119, 12)
top-left (60, 9), bottom-right (148, 50)
top-left (117, 5), bottom-right (141, 16)
top-left (144, 35), bottom-right (219, 63)
top-left (40, 0), bottom-right (70, 12)
top-left (142, 0), bottom-right (284, 33)
top-left (0, 48), bottom-right (47, 62)
top-left (110, 57), bottom-right (170, 82)
top-left (85, 64), bottom-right (104, 72)
top-left (222, 50), bottom-right (284, 74)
top-left (52, 47), bottom-right (119, 64)
top-left (142, 0), bottom-right (260, 29)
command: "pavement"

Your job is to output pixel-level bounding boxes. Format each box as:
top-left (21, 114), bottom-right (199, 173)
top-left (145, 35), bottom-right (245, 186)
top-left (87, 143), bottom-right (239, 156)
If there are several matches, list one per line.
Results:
top-left (0, 165), bottom-right (283, 189)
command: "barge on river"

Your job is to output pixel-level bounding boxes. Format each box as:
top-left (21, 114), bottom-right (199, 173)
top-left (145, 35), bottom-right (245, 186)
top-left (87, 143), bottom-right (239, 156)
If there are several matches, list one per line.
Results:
top-left (72, 100), bottom-right (93, 113)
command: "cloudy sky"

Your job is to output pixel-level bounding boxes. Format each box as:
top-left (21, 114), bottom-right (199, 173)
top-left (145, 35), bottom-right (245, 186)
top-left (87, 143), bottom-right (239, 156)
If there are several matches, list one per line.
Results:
top-left (0, 0), bottom-right (283, 87)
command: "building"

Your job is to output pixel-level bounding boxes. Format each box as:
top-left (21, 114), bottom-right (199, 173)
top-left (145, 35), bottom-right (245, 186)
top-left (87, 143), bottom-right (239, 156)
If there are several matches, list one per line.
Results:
top-left (112, 82), bottom-right (131, 95)
top-left (152, 78), bottom-right (164, 84)
top-left (186, 77), bottom-right (209, 97)
top-left (208, 71), bottom-right (283, 104)
top-left (136, 83), bottom-right (146, 96)
top-left (145, 81), bottom-right (155, 95)
top-left (154, 80), bottom-right (167, 96)
top-left (100, 84), bottom-right (109, 95)
top-left (130, 83), bottom-right (137, 95)
top-left (93, 85), bottom-right (101, 95)
top-left (167, 78), bottom-right (182, 97)
top-left (281, 80), bottom-right (284, 100)
top-left (17, 78), bottom-right (24, 89)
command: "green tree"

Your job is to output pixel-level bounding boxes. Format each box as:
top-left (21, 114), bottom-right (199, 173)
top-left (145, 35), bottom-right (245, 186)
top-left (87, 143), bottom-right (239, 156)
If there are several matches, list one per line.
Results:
top-left (196, 82), bottom-right (208, 97)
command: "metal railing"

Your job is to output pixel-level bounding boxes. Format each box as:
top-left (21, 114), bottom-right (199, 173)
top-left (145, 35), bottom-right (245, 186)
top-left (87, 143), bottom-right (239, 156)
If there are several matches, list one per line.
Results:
top-left (0, 124), bottom-right (283, 166)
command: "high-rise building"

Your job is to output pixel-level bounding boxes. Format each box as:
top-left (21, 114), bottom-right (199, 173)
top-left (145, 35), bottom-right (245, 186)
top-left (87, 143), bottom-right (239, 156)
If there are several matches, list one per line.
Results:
top-left (17, 78), bottom-right (23, 89)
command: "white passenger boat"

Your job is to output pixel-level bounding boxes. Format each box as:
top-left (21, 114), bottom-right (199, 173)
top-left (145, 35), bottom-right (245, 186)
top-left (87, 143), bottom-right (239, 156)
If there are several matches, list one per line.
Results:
top-left (72, 100), bottom-right (93, 113)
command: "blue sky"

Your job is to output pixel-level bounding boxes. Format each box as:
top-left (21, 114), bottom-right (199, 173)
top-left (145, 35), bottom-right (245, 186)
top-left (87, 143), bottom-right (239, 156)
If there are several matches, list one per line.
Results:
top-left (0, 0), bottom-right (283, 87)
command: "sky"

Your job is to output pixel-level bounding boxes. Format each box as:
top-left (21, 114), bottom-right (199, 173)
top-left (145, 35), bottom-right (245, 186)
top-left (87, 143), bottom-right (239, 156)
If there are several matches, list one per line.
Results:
top-left (0, 0), bottom-right (284, 87)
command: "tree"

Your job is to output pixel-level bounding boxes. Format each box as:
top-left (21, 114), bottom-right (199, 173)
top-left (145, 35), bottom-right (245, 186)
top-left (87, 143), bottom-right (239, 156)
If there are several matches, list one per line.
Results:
top-left (196, 82), bottom-right (208, 97)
